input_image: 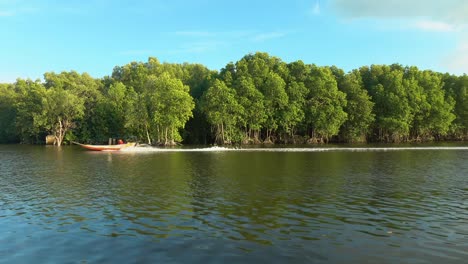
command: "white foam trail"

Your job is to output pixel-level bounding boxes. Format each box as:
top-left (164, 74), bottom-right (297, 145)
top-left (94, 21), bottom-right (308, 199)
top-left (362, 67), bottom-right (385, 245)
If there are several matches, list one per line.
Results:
top-left (120, 146), bottom-right (468, 153)
top-left (120, 146), bottom-right (231, 153)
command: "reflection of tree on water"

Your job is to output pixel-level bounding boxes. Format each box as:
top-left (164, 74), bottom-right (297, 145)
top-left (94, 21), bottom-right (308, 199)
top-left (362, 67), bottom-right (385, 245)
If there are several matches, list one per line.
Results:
top-left (109, 152), bottom-right (196, 238)
top-left (0, 146), bottom-right (109, 232)
top-left (186, 153), bottom-right (217, 211)
top-left (364, 150), bottom-right (463, 237)
top-left (186, 152), bottom-right (308, 244)
top-left (106, 152), bottom-right (112, 163)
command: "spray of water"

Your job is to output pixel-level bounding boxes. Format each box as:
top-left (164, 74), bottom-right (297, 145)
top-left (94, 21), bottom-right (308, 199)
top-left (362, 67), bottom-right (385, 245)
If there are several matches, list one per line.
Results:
top-left (120, 146), bottom-right (468, 153)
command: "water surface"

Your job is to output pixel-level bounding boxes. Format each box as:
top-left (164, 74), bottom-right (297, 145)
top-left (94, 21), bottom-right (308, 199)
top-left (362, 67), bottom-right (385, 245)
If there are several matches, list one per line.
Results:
top-left (1, 145), bottom-right (467, 263)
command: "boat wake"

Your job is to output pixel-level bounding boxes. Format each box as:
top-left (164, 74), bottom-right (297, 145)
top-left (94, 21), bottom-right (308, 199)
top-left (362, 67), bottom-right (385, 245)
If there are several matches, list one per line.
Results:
top-left (120, 146), bottom-right (468, 153)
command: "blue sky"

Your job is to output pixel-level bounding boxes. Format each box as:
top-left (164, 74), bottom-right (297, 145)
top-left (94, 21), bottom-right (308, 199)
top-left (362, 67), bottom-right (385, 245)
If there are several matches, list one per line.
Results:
top-left (1, 0), bottom-right (467, 82)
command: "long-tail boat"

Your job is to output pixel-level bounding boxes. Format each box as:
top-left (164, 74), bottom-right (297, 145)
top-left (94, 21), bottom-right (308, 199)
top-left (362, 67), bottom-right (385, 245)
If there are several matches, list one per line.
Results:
top-left (72, 142), bottom-right (136, 151)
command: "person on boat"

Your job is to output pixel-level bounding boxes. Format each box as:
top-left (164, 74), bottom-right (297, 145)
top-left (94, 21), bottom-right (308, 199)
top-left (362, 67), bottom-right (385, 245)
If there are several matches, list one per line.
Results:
top-left (117, 139), bottom-right (124, 144)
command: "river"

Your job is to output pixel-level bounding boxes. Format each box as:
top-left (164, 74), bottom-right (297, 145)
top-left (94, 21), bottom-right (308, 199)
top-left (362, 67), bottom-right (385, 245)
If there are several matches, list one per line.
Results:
top-left (1, 144), bottom-right (467, 263)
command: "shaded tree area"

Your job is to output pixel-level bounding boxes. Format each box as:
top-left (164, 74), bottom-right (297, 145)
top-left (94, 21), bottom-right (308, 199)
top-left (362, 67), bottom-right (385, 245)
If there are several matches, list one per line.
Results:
top-left (0, 53), bottom-right (466, 145)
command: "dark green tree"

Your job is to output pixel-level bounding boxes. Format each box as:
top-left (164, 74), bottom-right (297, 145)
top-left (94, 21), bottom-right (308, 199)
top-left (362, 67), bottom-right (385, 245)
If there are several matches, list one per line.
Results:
top-left (146, 73), bottom-right (195, 145)
top-left (338, 70), bottom-right (375, 142)
top-left (0, 84), bottom-right (19, 143)
top-left (201, 79), bottom-right (243, 144)
top-left (305, 66), bottom-right (347, 142)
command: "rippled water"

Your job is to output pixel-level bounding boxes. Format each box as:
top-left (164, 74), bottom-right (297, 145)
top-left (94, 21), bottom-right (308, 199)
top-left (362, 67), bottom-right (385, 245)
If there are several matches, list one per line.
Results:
top-left (1, 144), bottom-right (467, 263)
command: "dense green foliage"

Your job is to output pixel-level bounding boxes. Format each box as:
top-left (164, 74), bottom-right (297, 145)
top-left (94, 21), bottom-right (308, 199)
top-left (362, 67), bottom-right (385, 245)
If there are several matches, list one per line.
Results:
top-left (0, 53), bottom-right (466, 145)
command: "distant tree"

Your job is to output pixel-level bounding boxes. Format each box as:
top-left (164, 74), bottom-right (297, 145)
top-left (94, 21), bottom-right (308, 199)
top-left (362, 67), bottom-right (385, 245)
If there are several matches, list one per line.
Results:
top-left (281, 81), bottom-right (307, 140)
top-left (260, 72), bottom-right (288, 142)
top-left (98, 82), bottom-right (129, 139)
top-left (112, 61), bottom-right (150, 94)
top-left (338, 70), bottom-right (374, 142)
top-left (0, 84), bottom-right (19, 143)
top-left (124, 88), bottom-right (152, 144)
top-left (201, 79), bottom-right (243, 144)
top-left (305, 66), bottom-right (347, 142)
top-left (14, 79), bottom-right (47, 143)
top-left (35, 88), bottom-right (85, 146)
top-left (146, 73), bottom-right (195, 145)
top-left (283, 61), bottom-right (311, 141)
top-left (442, 74), bottom-right (468, 138)
top-left (234, 76), bottom-right (266, 143)
top-left (234, 52), bottom-right (290, 142)
top-left (361, 65), bottom-right (412, 142)
top-left (43, 71), bottom-right (102, 142)
top-left (408, 69), bottom-right (455, 139)
top-left (179, 63), bottom-right (215, 144)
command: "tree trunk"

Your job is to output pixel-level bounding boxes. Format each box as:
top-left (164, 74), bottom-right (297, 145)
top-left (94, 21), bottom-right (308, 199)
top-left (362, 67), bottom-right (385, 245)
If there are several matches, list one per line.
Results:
top-left (145, 123), bottom-right (151, 145)
top-left (221, 123), bottom-right (225, 144)
top-left (54, 120), bottom-right (64, 146)
top-left (171, 127), bottom-right (174, 142)
top-left (157, 125), bottom-right (160, 144)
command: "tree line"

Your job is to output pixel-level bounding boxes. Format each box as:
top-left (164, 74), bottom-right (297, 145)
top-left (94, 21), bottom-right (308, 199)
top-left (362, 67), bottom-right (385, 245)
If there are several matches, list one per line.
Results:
top-left (0, 52), bottom-right (466, 146)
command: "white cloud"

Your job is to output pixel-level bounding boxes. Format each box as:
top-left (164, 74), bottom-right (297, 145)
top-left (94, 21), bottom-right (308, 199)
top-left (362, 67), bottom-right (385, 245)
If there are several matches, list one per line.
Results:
top-left (174, 31), bottom-right (215, 37)
top-left (310, 1), bottom-right (320, 15)
top-left (0, 10), bottom-right (13, 16)
top-left (330, 0), bottom-right (468, 34)
top-left (331, 0), bottom-right (468, 74)
top-left (56, 6), bottom-right (87, 15)
top-left (0, 75), bottom-right (17, 83)
top-left (119, 50), bottom-right (154, 56)
top-left (413, 20), bottom-right (456, 32)
top-left (174, 30), bottom-right (286, 43)
top-left (0, 0), bottom-right (40, 16)
top-left (170, 31), bottom-right (288, 53)
top-left (172, 30), bottom-right (253, 39)
top-left (170, 41), bottom-right (225, 54)
top-left (252, 32), bottom-right (286, 42)
top-left (331, 0), bottom-right (468, 24)
top-left (443, 40), bottom-right (468, 75)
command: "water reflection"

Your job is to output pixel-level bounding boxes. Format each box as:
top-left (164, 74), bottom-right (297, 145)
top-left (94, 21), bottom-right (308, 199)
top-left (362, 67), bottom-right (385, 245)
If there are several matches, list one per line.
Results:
top-left (0, 145), bottom-right (467, 263)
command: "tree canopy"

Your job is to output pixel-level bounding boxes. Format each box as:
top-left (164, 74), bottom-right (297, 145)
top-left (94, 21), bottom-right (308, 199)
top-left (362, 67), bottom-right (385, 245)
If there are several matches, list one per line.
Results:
top-left (0, 52), bottom-right (466, 145)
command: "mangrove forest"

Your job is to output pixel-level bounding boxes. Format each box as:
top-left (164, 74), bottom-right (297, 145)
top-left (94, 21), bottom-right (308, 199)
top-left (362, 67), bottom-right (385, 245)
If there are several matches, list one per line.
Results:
top-left (0, 52), bottom-right (467, 146)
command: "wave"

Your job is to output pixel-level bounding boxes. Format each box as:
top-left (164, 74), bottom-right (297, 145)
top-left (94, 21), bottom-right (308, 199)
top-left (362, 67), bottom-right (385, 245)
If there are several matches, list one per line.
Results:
top-left (120, 146), bottom-right (468, 153)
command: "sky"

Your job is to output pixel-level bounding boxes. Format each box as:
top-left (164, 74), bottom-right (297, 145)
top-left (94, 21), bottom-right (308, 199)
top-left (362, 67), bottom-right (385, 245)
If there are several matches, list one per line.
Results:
top-left (0, 0), bottom-right (467, 82)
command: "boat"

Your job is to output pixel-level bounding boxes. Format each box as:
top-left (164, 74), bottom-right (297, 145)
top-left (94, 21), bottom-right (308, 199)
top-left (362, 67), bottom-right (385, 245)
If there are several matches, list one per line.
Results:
top-left (72, 142), bottom-right (136, 151)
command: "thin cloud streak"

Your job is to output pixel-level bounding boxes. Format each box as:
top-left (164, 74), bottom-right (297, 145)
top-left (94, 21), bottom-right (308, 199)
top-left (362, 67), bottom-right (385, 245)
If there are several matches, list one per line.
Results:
top-left (174, 31), bottom-right (215, 37)
top-left (119, 49), bottom-right (154, 56)
top-left (172, 30), bottom-right (253, 39)
top-left (0, 10), bottom-right (14, 16)
top-left (442, 40), bottom-right (468, 74)
top-left (331, 0), bottom-right (468, 25)
top-left (121, 30), bottom-right (287, 57)
top-left (252, 32), bottom-right (286, 42)
top-left (311, 1), bottom-right (320, 15)
top-left (172, 30), bottom-right (287, 44)
top-left (413, 20), bottom-right (456, 32)
top-left (169, 41), bottom-right (226, 54)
